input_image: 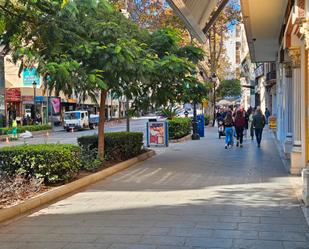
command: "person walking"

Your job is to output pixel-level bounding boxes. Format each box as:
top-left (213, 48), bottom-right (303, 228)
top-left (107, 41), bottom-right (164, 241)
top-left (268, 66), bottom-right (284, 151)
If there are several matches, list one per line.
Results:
top-left (234, 109), bottom-right (246, 147)
top-left (12, 118), bottom-right (18, 139)
top-left (265, 107), bottom-right (271, 124)
top-left (253, 106), bottom-right (266, 148)
top-left (224, 112), bottom-right (234, 149)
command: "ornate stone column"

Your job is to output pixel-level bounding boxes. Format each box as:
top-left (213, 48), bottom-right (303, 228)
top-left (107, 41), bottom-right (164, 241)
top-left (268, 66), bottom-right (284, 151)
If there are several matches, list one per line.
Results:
top-left (283, 62), bottom-right (293, 158)
top-left (288, 47), bottom-right (303, 174)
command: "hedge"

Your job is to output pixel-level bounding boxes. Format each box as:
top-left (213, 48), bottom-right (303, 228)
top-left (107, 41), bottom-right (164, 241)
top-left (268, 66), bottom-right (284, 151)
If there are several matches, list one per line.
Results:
top-left (0, 124), bottom-right (52, 135)
top-left (78, 132), bottom-right (144, 161)
top-left (168, 117), bottom-right (191, 139)
top-left (0, 144), bottom-right (81, 184)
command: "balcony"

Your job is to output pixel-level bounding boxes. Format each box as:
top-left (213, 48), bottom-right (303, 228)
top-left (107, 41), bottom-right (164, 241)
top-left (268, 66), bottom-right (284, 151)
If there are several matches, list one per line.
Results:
top-left (266, 70), bottom-right (276, 82)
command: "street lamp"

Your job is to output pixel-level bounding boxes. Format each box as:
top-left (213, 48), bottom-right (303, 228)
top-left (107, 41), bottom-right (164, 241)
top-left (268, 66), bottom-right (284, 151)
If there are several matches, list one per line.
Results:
top-left (191, 98), bottom-right (200, 140)
top-left (211, 73), bottom-right (217, 126)
top-left (32, 81), bottom-right (37, 124)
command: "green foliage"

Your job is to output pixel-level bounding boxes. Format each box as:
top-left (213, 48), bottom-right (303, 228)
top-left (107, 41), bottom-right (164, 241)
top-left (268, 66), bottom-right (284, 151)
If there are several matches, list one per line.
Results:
top-left (0, 124), bottom-right (51, 135)
top-left (0, 0), bottom-right (205, 158)
top-left (217, 79), bottom-right (241, 99)
top-left (168, 118), bottom-right (191, 139)
top-left (204, 114), bottom-right (210, 126)
top-left (0, 144), bottom-right (81, 184)
top-left (80, 146), bottom-right (102, 172)
top-left (160, 106), bottom-right (178, 120)
top-left (77, 132), bottom-right (143, 161)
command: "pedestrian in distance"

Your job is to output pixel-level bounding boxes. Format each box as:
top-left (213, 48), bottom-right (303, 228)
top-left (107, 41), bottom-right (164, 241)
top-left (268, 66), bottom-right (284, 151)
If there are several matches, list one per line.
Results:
top-left (234, 108), bottom-right (246, 147)
top-left (12, 118), bottom-right (18, 139)
top-left (253, 106), bottom-right (266, 148)
top-left (224, 111), bottom-right (234, 149)
top-left (265, 107), bottom-right (271, 124)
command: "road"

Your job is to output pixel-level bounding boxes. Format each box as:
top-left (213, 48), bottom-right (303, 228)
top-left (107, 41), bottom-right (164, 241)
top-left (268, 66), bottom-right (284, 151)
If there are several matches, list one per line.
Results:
top-left (0, 117), bottom-right (157, 148)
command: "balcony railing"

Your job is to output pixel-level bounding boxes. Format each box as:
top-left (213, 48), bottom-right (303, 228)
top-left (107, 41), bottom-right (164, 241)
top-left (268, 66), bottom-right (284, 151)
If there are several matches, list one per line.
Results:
top-left (266, 70), bottom-right (276, 82)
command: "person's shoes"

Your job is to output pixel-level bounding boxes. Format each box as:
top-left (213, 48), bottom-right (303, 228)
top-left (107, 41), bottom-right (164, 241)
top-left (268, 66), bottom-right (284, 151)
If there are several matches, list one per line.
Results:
top-left (258, 143), bottom-right (260, 148)
top-left (240, 144), bottom-right (243, 148)
top-left (225, 145), bottom-right (228, 149)
top-left (236, 141), bottom-right (239, 147)
top-left (251, 137), bottom-right (254, 140)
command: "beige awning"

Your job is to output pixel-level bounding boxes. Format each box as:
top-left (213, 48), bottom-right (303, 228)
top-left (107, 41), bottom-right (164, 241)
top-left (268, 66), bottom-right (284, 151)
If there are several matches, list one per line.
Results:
top-left (166, 0), bottom-right (223, 43)
top-left (241, 0), bottom-right (288, 62)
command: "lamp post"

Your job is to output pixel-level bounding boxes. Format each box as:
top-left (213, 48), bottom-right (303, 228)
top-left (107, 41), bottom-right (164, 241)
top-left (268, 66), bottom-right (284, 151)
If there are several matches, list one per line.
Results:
top-left (211, 73), bottom-right (217, 126)
top-left (32, 81), bottom-right (37, 124)
top-left (191, 99), bottom-right (200, 140)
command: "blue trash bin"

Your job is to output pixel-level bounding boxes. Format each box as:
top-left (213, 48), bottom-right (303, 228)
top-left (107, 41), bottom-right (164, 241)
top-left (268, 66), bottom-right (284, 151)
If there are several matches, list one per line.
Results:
top-left (197, 114), bottom-right (205, 137)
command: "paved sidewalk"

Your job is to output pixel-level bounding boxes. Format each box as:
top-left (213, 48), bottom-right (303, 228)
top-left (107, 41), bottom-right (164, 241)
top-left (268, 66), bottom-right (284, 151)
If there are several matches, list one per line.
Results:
top-left (0, 128), bottom-right (309, 249)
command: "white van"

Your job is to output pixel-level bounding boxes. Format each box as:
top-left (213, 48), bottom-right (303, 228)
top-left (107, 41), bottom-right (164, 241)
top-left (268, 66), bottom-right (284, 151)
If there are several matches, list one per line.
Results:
top-left (64, 110), bottom-right (99, 131)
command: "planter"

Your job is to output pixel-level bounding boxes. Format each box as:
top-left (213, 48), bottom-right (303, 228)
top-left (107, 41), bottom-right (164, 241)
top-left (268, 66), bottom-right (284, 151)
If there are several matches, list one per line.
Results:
top-left (0, 150), bottom-right (155, 224)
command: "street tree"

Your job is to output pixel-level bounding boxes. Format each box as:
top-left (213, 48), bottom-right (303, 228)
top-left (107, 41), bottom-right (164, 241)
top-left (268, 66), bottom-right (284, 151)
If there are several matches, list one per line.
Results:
top-left (217, 79), bottom-right (241, 99)
top-left (0, 0), bottom-right (149, 159)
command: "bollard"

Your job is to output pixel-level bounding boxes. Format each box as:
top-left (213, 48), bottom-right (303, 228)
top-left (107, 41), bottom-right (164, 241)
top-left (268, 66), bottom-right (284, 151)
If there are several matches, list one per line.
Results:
top-left (5, 136), bottom-right (9, 144)
top-left (71, 127), bottom-right (74, 133)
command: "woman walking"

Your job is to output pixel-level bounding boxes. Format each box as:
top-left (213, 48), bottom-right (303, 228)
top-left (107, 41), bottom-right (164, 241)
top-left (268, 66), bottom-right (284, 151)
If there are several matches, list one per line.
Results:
top-left (224, 112), bottom-right (234, 149)
top-left (234, 109), bottom-right (246, 147)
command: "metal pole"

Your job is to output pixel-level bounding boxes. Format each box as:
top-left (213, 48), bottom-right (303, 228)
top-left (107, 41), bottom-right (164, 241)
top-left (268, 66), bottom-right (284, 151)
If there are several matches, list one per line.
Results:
top-left (33, 82), bottom-right (37, 124)
top-left (126, 97), bottom-right (130, 132)
top-left (213, 82), bottom-right (216, 126)
top-left (191, 101), bottom-right (200, 140)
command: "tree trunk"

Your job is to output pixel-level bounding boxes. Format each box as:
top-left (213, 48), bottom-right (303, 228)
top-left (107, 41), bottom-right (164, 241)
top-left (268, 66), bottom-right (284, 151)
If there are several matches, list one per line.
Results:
top-left (98, 89), bottom-right (107, 160)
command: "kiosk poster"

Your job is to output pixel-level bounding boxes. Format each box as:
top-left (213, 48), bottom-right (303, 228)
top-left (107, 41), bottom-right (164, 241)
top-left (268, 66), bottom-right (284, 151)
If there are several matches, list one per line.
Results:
top-left (147, 121), bottom-right (168, 147)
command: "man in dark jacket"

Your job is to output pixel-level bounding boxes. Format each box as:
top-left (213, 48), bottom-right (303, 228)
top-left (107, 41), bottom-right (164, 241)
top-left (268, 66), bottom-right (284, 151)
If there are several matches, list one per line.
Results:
top-left (253, 106), bottom-right (266, 147)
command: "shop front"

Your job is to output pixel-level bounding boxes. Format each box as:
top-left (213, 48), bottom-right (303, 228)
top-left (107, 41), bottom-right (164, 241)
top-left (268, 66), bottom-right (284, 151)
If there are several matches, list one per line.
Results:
top-left (5, 88), bottom-right (22, 125)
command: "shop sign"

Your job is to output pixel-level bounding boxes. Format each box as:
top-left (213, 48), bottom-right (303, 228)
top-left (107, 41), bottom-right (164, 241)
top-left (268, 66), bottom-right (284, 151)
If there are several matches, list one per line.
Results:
top-left (23, 67), bottom-right (40, 87)
top-left (22, 95), bottom-right (34, 103)
top-left (5, 88), bottom-right (21, 102)
top-left (67, 98), bottom-right (77, 103)
top-left (49, 97), bottom-right (61, 115)
top-left (147, 121), bottom-right (168, 147)
top-left (35, 96), bottom-right (47, 102)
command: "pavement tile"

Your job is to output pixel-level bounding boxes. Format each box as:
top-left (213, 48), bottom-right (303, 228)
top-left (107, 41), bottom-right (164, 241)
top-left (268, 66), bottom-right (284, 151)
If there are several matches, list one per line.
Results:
top-left (63, 243), bottom-right (111, 249)
top-left (169, 228), bottom-right (213, 237)
top-left (196, 222), bottom-right (238, 230)
top-left (212, 230), bottom-right (258, 239)
top-left (238, 223), bottom-right (309, 232)
top-left (260, 217), bottom-right (307, 225)
top-left (218, 216), bottom-right (259, 223)
top-left (95, 234), bottom-right (142, 244)
top-left (185, 237), bottom-right (233, 248)
top-left (108, 244), bottom-right (156, 249)
top-left (232, 239), bottom-right (284, 249)
top-left (259, 231), bottom-right (308, 242)
top-left (283, 241), bottom-right (309, 249)
top-left (139, 235), bottom-right (186, 246)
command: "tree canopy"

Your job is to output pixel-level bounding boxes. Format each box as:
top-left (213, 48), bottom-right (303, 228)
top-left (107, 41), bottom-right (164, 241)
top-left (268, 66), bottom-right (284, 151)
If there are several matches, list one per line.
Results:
top-left (0, 0), bottom-right (207, 158)
top-left (217, 79), bottom-right (241, 99)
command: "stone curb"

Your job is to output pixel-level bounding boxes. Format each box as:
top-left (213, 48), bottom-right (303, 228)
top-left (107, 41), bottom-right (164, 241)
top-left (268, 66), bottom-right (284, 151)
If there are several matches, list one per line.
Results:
top-left (0, 150), bottom-right (155, 224)
top-left (170, 133), bottom-right (192, 143)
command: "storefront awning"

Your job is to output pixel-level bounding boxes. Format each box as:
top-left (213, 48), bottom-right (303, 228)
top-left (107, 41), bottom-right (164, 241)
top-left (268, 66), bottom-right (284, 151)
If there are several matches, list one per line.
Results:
top-left (166, 0), bottom-right (227, 43)
top-left (240, 0), bottom-right (288, 62)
